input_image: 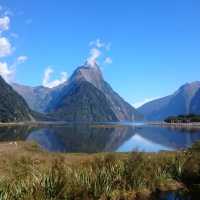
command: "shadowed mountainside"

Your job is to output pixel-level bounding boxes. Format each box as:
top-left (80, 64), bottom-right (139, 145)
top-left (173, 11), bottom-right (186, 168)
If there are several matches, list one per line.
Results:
top-left (0, 76), bottom-right (34, 122)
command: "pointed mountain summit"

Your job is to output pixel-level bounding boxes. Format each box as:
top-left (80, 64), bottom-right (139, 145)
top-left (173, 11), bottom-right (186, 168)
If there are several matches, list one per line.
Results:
top-left (0, 76), bottom-right (34, 122)
top-left (46, 62), bottom-right (142, 121)
top-left (12, 62), bottom-right (142, 122)
top-left (138, 81), bottom-right (200, 120)
top-left (69, 62), bottom-right (103, 88)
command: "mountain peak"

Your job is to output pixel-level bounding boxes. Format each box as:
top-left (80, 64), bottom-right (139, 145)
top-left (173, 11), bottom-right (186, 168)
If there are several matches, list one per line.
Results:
top-left (179, 81), bottom-right (200, 90)
top-left (11, 62), bottom-right (142, 122)
top-left (84, 61), bottom-right (99, 68)
top-left (69, 62), bottom-right (103, 89)
top-left (176, 81), bottom-right (200, 99)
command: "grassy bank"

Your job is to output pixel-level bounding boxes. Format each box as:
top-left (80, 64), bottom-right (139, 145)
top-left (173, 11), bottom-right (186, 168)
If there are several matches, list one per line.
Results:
top-left (0, 142), bottom-right (199, 200)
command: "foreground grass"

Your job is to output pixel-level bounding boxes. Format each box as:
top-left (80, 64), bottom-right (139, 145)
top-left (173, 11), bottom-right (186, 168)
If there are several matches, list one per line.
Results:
top-left (0, 142), bottom-right (199, 199)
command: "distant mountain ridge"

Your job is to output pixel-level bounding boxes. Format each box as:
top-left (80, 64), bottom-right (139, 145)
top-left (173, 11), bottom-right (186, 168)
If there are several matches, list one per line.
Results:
top-left (190, 88), bottom-right (200, 115)
top-left (11, 83), bottom-right (52, 113)
top-left (138, 81), bottom-right (200, 120)
top-left (12, 63), bottom-right (142, 122)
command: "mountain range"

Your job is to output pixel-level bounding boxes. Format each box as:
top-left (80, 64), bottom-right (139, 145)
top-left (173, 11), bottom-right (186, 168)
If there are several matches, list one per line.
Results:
top-left (11, 62), bottom-right (142, 122)
top-left (138, 81), bottom-right (200, 120)
top-left (1, 61), bottom-right (200, 123)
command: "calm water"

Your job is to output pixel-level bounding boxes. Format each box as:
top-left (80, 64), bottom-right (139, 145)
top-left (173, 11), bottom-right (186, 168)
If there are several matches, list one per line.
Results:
top-left (152, 190), bottom-right (194, 200)
top-left (0, 123), bottom-right (200, 153)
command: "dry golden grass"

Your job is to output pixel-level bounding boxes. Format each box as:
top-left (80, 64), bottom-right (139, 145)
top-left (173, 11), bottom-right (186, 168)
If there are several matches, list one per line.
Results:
top-left (0, 141), bottom-right (198, 200)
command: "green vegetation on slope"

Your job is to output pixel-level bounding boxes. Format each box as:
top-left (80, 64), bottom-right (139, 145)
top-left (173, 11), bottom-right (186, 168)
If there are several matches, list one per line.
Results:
top-left (0, 76), bottom-right (34, 122)
top-left (165, 114), bottom-right (200, 123)
top-left (0, 141), bottom-right (199, 200)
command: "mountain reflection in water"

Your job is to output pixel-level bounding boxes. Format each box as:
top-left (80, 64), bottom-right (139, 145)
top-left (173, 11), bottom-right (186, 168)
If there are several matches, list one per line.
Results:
top-left (0, 124), bottom-right (200, 153)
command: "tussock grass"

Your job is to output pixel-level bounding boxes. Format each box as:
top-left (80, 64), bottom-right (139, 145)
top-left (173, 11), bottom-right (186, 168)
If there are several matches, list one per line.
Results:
top-left (0, 141), bottom-right (199, 199)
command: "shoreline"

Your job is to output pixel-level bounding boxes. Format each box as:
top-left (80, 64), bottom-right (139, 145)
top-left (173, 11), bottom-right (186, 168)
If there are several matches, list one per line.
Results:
top-left (0, 121), bottom-right (70, 127)
top-left (147, 121), bottom-right (200, 129)
top-left (1, 120), bottom-right (200, 130)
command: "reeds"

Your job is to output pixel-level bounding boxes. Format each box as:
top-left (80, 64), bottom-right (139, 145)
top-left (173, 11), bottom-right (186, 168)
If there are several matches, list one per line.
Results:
top-left (0, 142), bottom-right (199, 200)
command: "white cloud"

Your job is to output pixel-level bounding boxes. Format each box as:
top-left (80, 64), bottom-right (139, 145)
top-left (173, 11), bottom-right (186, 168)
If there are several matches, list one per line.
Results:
top-left (0, 37), bottom-right (12, 57)
top-left (0, 55), bottom-right (28, 82)
top-left (9, 55), bottom-right (28, 69)
top-left (17, 55), bottom-right (28, 64)
top-left (0, 16), bottom-right (10, 32)
top-left (87, 48), bottom-right (101, 66)
top-left (133, 97), bottom-right (159, 108)
top-left (89, 39), bottom-right (111, 50)
top-left (43, 67), bottom-right (53, 86)
top-left (0, 8), bottom-right (19, 83)
top-left (0, 15), bottom-right (12, 58)
top-left (104, 57), bottom-right (112, 64)
top-left (89, 39), bottom-right (105, 48)
top-left (87, 39), bottom-right (112, 67)
top-left (0, 62), bottom-right (14, 82)
top-left (42, 67), bottom-right (67, 88)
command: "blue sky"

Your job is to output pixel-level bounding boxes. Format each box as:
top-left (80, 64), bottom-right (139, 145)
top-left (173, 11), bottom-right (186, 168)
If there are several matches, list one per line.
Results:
top-left (0, 0), bottom-right (200, 107)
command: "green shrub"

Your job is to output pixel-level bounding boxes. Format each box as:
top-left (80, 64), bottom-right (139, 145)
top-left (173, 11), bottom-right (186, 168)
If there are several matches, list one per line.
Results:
top-left (189, 140), bottom-right (200, 152)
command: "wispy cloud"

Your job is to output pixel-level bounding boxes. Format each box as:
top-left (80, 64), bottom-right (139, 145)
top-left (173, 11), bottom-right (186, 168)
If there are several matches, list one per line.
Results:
top-left (0, 14), bottom-right (12, 57)
top-left (42, 67), bottom-right (67, 88)
top-left (133, 97), bottom-right (159, 108)
top-left (0, 56), bottom-right (28, 83)
top-left (0, 11), bottom-right (13, 82)
top-left (17, 55), bottom-right (28, 64)
top-left (0, 62), bottom-right (13, 82)
top-left (0, 5), bottom-right (13, 16)
top-left (87, 47), bottom-right (101, 66)
top-left (0, 16), bottom-right (10, 32)
top-left (89, 39), bottom-right (105, 48)
top-left (104, 57), bottom-right (112, 64)
top-left (0, 37), bottom-right (12, 57)
top-left (0, 6), bottom-right (29, 83)
top-left (87, 39), bottom-right (112, 67)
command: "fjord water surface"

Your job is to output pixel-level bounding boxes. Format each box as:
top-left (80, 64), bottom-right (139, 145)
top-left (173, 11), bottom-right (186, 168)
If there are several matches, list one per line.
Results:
top-left (0, 123), bottom-right (200, 153)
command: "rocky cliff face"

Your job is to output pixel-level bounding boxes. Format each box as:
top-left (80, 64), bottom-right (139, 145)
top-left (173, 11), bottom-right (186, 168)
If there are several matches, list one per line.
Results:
top-left (48, 81), bottom-right (118, 122)
top-left (0, 76), bottom-right (34, 122)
